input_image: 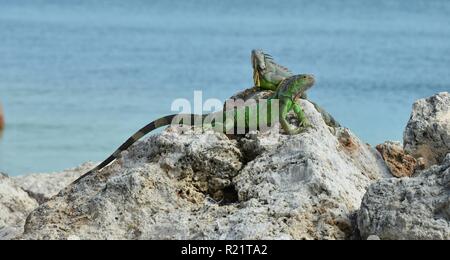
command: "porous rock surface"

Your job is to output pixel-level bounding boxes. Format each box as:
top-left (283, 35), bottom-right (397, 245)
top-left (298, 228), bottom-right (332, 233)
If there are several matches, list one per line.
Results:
top-left (20, 99), bottom-right (390, 240)
top-left (14, 162), bottom-right (97, 204)
top-left (0, 173), bottom-right (38, 240)
top-left (358, 154), bottom-right (450, 240)
top-left (376, 141), bottom-right (419, 178)
top-left (404, 92), bottom-right (450, 168)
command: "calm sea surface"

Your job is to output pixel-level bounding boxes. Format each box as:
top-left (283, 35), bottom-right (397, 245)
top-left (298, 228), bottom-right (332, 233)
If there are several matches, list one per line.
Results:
top-left (1, 0), bottom-right (449, 175)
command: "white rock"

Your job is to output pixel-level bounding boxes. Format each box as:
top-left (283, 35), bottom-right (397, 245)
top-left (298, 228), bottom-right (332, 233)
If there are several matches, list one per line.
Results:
top-left (367, 235), bottom-right (381, 240)
top-left (0, 174), bottom-right (38, 240)
top-left (20, 100), bottom-right (390, 240)
top-left (404, 92), bottom-right (450, 168)
top-left (13, 162), bottom-right (97, 204)
top-left (358, 154), bottom-right (450, 240)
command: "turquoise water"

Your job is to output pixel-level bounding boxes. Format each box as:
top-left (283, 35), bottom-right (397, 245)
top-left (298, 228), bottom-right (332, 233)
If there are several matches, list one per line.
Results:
top-left (0, 0), bottom-right (449, 176)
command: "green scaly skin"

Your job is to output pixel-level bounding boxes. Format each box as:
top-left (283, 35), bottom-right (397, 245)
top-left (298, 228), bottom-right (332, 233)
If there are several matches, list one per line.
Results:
top-left (74, 74), bottom-right (314, 184)
top-left (251, 49), bottom-right (341, 128)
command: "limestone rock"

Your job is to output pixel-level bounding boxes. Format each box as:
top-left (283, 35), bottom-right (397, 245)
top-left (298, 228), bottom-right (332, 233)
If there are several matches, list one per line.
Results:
top-left (376, 141), bottom-right (419, 178)
top-left (367, 235), bottom-right (381, 240)
top-left (404, 92), bottom-right (450, 168)
top-left (14, 162), bottom-right (97, 204)
top-left (358, 154), bottom-right (450, 240)
top-left (228, 88), bottom-right (273, 101)
top-left (0, 174), bottom-right (38, 240)
top-left (20, 100), bottom-right (390, 240)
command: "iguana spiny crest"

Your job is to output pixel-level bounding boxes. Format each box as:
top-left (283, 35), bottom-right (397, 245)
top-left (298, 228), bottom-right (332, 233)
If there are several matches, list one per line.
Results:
top-left (251, 49), bottom-right (293, 91)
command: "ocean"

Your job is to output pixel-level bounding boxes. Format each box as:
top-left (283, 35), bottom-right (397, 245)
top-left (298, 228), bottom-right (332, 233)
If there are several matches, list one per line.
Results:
top-left (0, 0), bottom-right (449, 176)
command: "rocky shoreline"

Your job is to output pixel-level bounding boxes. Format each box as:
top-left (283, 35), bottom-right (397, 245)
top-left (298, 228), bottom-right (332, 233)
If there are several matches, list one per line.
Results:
top-left (0, 92), bottom-right (448, 240)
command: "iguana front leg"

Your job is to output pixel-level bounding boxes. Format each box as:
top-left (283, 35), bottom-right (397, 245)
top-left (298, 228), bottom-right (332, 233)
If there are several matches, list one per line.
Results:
top-left (292, 102), bottom-right (311, 128)
top-left (276, 74), bottom-right (315, 135)
top-left (280, 100), bottom-right (308, 135)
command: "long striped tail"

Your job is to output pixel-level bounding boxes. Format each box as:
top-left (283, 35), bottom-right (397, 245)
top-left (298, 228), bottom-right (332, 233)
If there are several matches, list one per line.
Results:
top-left (73, 114), bottom-right (204, 184)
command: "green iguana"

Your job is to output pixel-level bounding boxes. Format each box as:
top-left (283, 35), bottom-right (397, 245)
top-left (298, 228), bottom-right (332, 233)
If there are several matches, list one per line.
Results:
top-left (252, 49), bottom-right (293, 92)
top-left (73, 74), bottom-right (315, 184)
top-left (251, 49), bottom-right (340, 127)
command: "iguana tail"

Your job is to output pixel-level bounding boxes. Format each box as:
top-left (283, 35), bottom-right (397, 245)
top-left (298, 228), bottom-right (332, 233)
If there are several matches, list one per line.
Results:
top-left (73, 114), bottom-right (204, 184)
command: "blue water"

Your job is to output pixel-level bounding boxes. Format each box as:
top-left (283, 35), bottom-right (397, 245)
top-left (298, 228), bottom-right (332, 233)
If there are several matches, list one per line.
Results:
top-left (0, 0), bottom-right (449, 176)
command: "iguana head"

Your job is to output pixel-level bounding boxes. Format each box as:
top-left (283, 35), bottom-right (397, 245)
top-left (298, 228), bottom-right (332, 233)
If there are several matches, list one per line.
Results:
top-left (251, 49), bottom-right (271, 70)
top-left (294, 74), bottom-right (315, 99)
top-left (280, 74), bottom-right (315, 100)
top-left (251, 49), bottom-right (273, 87)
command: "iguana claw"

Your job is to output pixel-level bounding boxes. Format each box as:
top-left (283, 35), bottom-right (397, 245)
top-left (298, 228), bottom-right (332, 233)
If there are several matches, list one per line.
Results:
top-left (285, 126), bottom-right (307, 135)
top-left (299, 119), bottom-right (311, 128)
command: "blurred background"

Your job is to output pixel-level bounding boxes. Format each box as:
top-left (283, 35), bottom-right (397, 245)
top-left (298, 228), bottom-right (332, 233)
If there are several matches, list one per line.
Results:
top-left (0, 0), bottom-right (449, 176)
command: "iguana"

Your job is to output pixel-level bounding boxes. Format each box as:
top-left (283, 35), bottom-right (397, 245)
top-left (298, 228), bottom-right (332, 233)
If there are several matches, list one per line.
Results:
top-left (252, 49), bottom-right (293, 92)
top-left (73, 74), bottom-right (315, 184)
top-left (251, 49), bottom-right (341, 127)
